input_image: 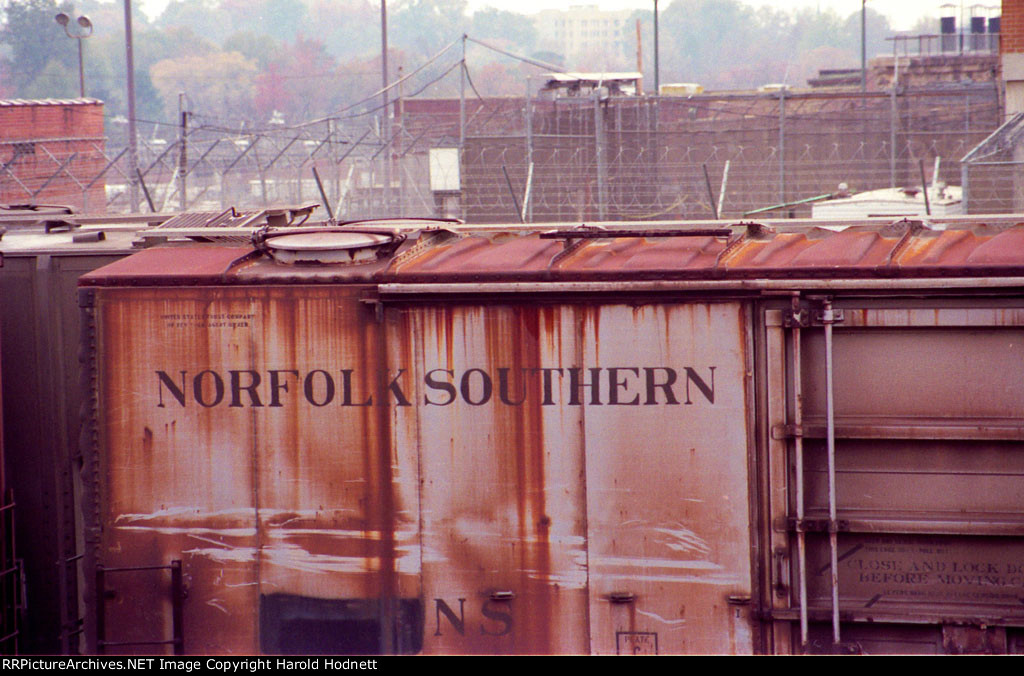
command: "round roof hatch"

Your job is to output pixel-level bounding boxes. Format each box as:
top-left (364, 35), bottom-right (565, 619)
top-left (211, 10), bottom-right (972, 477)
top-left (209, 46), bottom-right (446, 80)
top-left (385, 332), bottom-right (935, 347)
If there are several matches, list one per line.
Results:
top-left (254, 228), bottom-right (404, 265)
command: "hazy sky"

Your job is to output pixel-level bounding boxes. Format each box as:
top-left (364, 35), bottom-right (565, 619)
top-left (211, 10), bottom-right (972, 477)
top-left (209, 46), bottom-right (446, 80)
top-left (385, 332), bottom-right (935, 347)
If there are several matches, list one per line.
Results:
top-left (466, 1), bottom-right (990, 32)
top-left (133, 0), bottom-right (993, 32)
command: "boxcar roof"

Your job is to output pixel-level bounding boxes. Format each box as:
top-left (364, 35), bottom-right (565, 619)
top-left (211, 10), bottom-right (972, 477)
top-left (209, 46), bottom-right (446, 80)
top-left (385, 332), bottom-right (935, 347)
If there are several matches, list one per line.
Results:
top-left (78, 217), bottom-right (1024, 287)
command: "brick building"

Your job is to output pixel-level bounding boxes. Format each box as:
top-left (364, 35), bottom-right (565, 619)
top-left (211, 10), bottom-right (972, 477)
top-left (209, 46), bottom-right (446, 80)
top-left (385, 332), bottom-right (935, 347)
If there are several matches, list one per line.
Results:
top-left (0, 99), bottom-right (106, 212)
top-left (1003, 0), bottom-right (1024, 116)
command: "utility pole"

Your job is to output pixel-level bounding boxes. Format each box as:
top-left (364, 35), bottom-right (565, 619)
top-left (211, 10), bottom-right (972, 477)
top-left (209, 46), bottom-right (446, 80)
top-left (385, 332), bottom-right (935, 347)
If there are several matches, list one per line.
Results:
top-left (861, 0), bottom-right (867, 93)
top-left (594, 90), bottom-right (607, 220)
top-left (178, 92), bottom-right (188, 210)
top-left (636, 19), bottom-right (643, 94)
top-left (123, 0), bottom-right (139, 212)
top-left (396, 64), bottom-right (403, 213)
top-left (381, 0), bottom-right (391, 215)
top-left (525, 76), bottom-right (533, 222)
top-left (653, 0), bottom-right (660, 95)
top-left (460, 35), bottom-right (466, 152)
top-left (459, 35), bottom-right (466, 222)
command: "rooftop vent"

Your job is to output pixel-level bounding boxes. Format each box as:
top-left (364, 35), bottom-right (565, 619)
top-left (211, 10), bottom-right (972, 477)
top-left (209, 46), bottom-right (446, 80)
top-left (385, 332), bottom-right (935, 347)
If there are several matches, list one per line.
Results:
top-left (253, 227), bottom-right (405, 265)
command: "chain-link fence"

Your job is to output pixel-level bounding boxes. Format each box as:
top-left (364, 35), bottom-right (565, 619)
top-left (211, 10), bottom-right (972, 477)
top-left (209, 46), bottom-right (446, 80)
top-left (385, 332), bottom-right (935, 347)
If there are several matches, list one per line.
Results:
top-left (460, 84), bottom-right (1001, 222)
top-left (961, 111), bottom-right (1024, 214)
top-left (2, 83), bottom-right (1005, 221)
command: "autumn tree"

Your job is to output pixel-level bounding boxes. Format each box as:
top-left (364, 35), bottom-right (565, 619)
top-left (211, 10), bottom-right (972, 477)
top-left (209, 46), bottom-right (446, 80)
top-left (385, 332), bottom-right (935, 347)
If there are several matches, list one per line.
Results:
top-left (305, 0), bottom-right (378, 60)
top-left (224, 31), bottom-right (281, 70)
top-left (155, 0), bottom-right (232, 44)
top-left (221, 0), bottom-right (307, 43)
top-left (0, 0), bottom-right (76, 93)
top-left (644, 0), bottom-right (895, 90)
top-left (390, 0), bottom-right (468, 58)
top-left (150, 50), bottom-right (258, 121)
top-left (469, 8), bottom-right (536, 53)
top-left (253, 35), bottom-right (339, 123)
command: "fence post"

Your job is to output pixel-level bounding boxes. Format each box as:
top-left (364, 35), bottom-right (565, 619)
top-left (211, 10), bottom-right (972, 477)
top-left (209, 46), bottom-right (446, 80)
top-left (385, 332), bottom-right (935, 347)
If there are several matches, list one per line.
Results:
top-left (891, 57), bottom-right (898, 188)
top-left (525, 76), bottom-right (533, 222)
top-left (961, 161), bottom-right (969, 214)
top-left (178, 93), bottom-right (188, 210)
top-left (595, 91), bottom-right (608, 220)
top-left (778, 89), bottom-right (786, 205)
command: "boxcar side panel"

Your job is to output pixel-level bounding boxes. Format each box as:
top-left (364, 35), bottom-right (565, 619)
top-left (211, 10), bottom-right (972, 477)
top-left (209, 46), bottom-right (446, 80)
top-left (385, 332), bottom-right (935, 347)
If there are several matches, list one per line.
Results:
top-left (581, 303), bottom-right (754, 655)
top-left (393, 305), bottom-right (589, 654)
top-left (93, 286), bottom-right (422, 655)
top-left (96, 288), bottom-right (261, 654)
top-left (2, 253), bottom-right (125, 653)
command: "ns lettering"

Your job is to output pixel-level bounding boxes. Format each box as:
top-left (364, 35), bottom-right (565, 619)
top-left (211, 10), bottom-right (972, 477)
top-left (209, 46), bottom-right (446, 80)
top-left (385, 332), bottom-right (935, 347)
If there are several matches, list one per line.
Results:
top-left (155, 366), bottom-right (717, 408)
top-left (434, 598), bottom-right (513, 638)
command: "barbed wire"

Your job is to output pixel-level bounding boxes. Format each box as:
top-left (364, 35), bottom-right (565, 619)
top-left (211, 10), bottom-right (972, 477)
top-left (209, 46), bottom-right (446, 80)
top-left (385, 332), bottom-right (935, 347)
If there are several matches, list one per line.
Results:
top-left (4, 86), bottom-right (1017, 218)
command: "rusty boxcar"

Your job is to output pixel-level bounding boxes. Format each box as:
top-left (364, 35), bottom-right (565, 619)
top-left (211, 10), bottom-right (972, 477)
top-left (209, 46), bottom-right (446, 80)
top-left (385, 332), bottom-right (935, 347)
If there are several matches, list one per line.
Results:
top-left (0, 206), bottom-right (315, 654)
top-left (77, 218), bottom-right (1024, 655)
top-left (0, 217), bottom-right (142, 655)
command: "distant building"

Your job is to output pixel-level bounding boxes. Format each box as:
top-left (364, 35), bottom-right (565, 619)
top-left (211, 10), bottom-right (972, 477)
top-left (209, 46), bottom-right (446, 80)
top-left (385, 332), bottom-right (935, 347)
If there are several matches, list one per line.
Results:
top-left (1004, 0), bottom-right (1024, 116)
top-left (0, 99), bottom-right (106, 212)
top-left (534, 5), bottom-right (635, 67)
top-left (537, 72), bottom-right (642, 98)
top-left (808, 12), bottom-right (1001, 91)
top-left (807, 52), bottom-right (999, 90)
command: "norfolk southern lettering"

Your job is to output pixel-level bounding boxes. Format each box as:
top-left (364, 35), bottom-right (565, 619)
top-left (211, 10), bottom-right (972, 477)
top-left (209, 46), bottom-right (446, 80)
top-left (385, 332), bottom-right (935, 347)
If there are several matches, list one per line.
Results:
top-left (155, 366), bottom-right (716, 408)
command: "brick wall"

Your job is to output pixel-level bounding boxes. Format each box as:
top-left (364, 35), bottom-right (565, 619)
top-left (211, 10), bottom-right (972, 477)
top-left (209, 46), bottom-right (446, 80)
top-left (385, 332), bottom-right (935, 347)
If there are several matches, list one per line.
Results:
top-left (1002, 0), bottom-right (1024, 54)
top-left (0, 99), bottom-right (106, 211)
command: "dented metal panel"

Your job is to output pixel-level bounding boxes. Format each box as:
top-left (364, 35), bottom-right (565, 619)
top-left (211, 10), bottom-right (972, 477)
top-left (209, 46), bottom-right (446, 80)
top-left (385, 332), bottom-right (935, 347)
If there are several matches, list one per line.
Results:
top-left (78, 217), bottom-right (1024, 655)
top-left (91, 286), bottom-right (419, 655)
top-left (801, 327), bottom-right (1024, 421)
top-left (86, 285), bottom-right (757, 654)
top-left (76, 221), bottom-right (1024, 287)
top-left (382, 222), bottom-right (1024, 282)
top-left (381, 302), bottom-right (755, 654)
top-left (390, 305), bottom-right (589, 654)
top-left (580, 303), bottom-right (754, 655)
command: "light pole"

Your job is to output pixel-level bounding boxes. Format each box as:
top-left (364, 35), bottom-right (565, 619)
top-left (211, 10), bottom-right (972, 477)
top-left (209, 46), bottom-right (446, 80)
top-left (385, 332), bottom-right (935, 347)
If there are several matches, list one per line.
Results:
top-left (55, 12), bottom-right (92, 98)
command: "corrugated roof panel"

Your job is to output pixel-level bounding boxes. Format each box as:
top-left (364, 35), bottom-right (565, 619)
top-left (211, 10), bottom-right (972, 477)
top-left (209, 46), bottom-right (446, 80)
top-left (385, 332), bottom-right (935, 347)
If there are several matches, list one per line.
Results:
top-left (788, 229), bottom-right (893, 267)
top-left (77, 220), bottom-right (1024, 286)
top-left (965, 227), bottom-right (1024, 265)
top-left (80, 246), bottom-right (254, 285)
top-left (899, 229), bottom-right (977, 266)
top-left (557, 235), bottom-right (726, 271)
top-left (153, 212), bottom-right (231, 229)
top-left (724, 232), bottom-right (819, 268)
top-left (392, 234), bottom-right (561, 275)
top-left (892, 225), bottom-right (1024, 268)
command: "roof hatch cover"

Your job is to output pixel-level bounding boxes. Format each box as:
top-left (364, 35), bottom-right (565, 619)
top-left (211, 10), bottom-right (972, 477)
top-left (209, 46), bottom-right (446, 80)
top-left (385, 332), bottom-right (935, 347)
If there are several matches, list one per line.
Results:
top-left (254, 228), bottom-right (404, 265)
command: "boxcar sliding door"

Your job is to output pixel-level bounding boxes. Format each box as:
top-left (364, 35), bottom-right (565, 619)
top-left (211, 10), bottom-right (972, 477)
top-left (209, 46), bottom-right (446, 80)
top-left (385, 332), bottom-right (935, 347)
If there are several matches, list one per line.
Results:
top-left (391, 299), bottom-right (758, 654)
top-left (764, 298), bottom-right (1024, 654)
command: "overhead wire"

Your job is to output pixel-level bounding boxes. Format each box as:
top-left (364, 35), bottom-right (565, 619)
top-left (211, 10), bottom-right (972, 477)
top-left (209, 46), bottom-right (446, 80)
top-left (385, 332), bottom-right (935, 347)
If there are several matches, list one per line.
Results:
top-left (344, 59), bottom-right (462, 119)
top-left (313, 36), bottom-right (462, 121)
top-left (463, 61), bottom-right (484, 102)
top-left (464, 35), bottom-right (567, 73)
top-left (103, 31), bottom-right (558, 135)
